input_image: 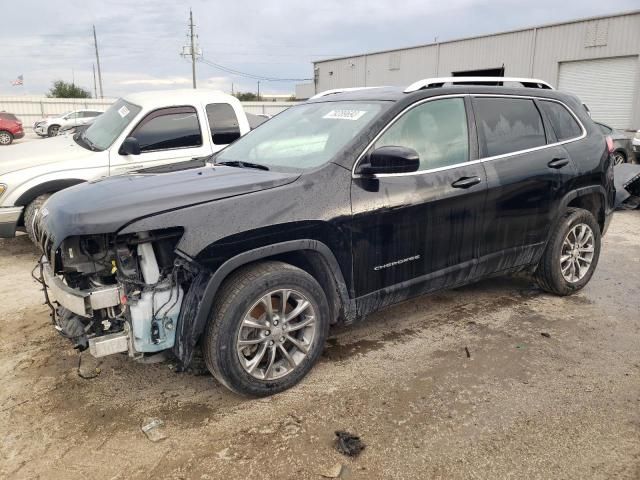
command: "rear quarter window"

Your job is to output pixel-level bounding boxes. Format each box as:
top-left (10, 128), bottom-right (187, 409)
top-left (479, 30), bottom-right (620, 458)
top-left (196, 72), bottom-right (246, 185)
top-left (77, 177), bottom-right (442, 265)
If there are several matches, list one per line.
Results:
top-left (474, 97), bottom-right (546, 157)
top-left (539, 100), bottom-right (583, 141)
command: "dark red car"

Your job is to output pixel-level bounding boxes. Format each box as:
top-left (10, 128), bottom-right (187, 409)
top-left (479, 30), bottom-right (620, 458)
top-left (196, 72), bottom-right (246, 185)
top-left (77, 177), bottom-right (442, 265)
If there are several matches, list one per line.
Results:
top-left (0, 112), bottom-right (25, 145)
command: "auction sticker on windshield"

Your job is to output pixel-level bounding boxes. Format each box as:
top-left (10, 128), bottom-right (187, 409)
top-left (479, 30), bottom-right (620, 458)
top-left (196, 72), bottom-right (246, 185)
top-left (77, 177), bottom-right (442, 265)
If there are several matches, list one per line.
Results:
top-left (323, 110), bottom-right (367, 121)
top-left (118, 105), bottom-right (130, 118)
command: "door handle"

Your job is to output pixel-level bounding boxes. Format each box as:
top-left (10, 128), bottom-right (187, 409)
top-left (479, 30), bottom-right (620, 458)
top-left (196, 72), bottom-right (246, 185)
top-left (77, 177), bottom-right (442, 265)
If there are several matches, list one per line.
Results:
top-left (451, 176), bottom-right (482, 189)
top-left (548, 158), bottom-right (570, 169)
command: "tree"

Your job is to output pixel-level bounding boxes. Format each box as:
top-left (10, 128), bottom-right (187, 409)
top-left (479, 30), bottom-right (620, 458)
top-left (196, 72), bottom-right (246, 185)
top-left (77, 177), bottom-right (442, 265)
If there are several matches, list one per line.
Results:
top-left (47, 80), bottom-right (92, 99)
top-left (234, 91), bottom-right (260, 101)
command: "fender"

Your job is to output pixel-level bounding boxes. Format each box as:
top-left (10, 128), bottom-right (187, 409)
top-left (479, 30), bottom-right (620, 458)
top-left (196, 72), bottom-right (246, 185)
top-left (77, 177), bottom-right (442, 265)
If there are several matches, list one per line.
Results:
top-left (15, 179), bottom-right (86, 207)
top-left (174, 239), bottom-right (355, 365)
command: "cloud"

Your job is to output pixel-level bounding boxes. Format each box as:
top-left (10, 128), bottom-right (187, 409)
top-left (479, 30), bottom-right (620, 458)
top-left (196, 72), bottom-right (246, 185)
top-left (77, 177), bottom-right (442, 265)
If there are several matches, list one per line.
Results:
top-left (119, 77), bottom-right (192, 86)
top-left (0, 0), bottom-right (637, 97)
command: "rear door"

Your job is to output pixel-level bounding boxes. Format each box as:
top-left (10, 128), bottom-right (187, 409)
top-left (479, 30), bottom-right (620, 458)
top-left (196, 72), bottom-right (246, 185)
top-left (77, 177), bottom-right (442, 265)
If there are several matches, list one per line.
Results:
top-left (350, 96), bottom-right (487, 303)
top-left (473, 95), bottom-right (578, 276)
top-left (109, 105), bottom-right (211, 174)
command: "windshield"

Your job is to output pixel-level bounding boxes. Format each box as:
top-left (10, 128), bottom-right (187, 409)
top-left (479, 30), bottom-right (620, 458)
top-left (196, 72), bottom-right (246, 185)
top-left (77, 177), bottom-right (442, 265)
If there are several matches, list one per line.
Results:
top-left (215, 101), bottom-right (384, 170)
top-left (81, 99), bottom-right (141, 151)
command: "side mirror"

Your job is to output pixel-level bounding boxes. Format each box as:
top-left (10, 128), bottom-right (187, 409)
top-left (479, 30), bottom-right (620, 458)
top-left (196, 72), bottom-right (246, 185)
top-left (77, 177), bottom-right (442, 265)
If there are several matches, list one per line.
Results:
top-left (120, 136), bottom-right (141, 156)
top-left (358, 146), bottom-right (420, 175)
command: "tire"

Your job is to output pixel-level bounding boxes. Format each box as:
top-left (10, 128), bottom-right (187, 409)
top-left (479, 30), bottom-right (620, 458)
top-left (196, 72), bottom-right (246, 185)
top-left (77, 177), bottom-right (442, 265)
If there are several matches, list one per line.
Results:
top-left (24, 194), bottom-right (51, 244)
top-left (612, 150), bottom-right (626, 165)
top-left (47, 124), bottom-right (60, 137)
top-left (203, 261), bottom-right (330, 397)
top-left (535, 208), bottom-right (601, 296)
top-left (0, 130), bottom-right (13, 145)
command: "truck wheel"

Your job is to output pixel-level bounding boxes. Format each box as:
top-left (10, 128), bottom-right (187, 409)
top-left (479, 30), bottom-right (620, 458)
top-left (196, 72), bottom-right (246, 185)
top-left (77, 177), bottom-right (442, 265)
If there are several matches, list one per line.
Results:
top-left (47, 125), bottom-right (60, 137)
top-left (612, 151), bottom-right (626, 165)
top-left (24, 194), bottom-right (51, 244)
top-left (536, 208), bottom-right (601, 296)
top-left (203, 261), bottom-right (330, 397)
top-left (0, 130), bottom-right (13, 145)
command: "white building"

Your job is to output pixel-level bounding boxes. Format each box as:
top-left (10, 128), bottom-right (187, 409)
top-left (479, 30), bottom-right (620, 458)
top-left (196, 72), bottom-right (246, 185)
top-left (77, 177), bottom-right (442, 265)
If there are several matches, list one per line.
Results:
top-left (296, 10), bottom-right (640, 130)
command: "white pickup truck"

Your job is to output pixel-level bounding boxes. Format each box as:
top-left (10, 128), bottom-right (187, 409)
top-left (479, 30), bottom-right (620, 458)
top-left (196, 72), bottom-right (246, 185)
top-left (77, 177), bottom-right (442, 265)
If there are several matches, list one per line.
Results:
top-left (0, 89), bottom-right (257, 240)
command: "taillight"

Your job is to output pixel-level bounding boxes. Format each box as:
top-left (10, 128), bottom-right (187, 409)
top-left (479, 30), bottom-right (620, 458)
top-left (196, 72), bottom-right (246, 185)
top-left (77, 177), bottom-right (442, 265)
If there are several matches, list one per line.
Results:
top-left (605, 136), bottom-right (614, 154)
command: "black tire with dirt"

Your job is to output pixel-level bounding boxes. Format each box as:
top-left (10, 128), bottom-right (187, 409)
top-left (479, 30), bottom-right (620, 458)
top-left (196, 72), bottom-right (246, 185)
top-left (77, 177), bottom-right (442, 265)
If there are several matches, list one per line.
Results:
top-left (24, 194), bottom-right (51, 244)
top-left (47, 124), bottom-right (60, 137)
top-left (536, 207), bottom-right (601, 296)
top-left (0, 130), bottom-right (13, 145)
top-left (203, 261), bottom-right (330, 397)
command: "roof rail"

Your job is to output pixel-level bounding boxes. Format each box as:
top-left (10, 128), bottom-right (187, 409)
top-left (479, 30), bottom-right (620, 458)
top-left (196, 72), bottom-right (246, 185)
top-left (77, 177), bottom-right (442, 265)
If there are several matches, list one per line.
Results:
top-left (404, 77), bottom-right (554, 93)
top-left (309, 86), bottom-right (387, 100)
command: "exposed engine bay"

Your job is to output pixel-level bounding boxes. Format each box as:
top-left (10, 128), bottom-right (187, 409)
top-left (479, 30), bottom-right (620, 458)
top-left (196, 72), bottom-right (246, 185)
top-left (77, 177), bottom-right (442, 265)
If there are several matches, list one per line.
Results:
top-left (37, 228), bottom-right (201, 362)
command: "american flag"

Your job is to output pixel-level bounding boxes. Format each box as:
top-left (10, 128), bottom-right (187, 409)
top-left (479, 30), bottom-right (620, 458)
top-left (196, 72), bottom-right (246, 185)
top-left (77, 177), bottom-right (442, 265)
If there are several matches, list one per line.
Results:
top-left (11, 75), bottom-right (23, 86)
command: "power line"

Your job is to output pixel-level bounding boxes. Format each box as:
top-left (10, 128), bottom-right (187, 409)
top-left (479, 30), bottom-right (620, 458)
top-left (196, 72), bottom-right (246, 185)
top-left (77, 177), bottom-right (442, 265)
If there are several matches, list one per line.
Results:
top-left (199, 57), bottom-right (312, 82)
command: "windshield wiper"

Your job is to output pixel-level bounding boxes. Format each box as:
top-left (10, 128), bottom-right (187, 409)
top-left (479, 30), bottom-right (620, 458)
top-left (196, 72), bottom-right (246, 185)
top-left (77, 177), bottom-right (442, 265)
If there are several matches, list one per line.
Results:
top-left (216, 160), bottom-right (269, 171)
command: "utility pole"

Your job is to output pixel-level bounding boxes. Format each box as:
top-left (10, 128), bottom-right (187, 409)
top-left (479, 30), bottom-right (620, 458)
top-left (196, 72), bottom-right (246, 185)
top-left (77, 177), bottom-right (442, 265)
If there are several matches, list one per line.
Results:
top-left (180, 9), bottom-right (200, 88)
top-left (189, 9), bottom-right (196, 88)
top-left (92, 64), bottom-right (98, 99)
top-left (257, 80), bottom-right (260, 100)
top-left (93, 25), bottom-right (104, 98)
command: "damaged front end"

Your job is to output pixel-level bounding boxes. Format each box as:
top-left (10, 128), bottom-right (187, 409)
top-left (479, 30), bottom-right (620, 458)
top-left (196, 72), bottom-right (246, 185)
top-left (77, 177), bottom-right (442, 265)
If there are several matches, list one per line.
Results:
top-left (36, 227), bottom-right (207, 364)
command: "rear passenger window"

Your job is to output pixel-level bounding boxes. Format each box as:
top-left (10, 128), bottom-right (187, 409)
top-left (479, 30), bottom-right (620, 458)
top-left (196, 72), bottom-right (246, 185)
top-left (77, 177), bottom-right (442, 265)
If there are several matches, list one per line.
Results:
top-left (373, 98), bottom-right (469, 170)
top-left (539, 100), bottom-right (582, 141)
top-left (474, 97), bottom-right (546, 157)
top-left (206, 103), bottom-right (241, 145)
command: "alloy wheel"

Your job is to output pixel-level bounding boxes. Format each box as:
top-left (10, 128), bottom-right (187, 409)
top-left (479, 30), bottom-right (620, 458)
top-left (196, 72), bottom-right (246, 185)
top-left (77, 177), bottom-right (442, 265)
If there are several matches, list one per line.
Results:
top-left (0, 132), bottom-right (11, 145)
top-left (560, 223), bottom-right (595, 283)
top-left (236, 288), bottom-right (317, 380)
top-left (612, 152), bottom-right (625, 165)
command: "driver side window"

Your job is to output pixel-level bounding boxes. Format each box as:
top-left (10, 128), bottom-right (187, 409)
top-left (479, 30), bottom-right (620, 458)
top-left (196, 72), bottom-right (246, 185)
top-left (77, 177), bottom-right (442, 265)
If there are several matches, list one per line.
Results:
top-left (373, 98), bottom-right (469, 170)
top-left (130, 106), bottom-right (202, 153)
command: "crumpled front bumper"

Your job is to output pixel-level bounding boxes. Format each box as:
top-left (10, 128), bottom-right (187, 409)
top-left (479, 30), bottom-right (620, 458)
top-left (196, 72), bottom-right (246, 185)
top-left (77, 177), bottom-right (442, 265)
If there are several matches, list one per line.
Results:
top-left (41, 256), bottom-right (122, 317)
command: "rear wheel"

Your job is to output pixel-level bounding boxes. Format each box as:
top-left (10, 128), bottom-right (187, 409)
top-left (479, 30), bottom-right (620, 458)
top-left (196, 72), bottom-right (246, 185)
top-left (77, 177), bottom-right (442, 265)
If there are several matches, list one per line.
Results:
top-left (203, 261), bottom-right (330, 397)
top-left (612, 150), bottom-right (626, 165)
top-left (24, 194), bottom-right (51, 244)
top-left (47, 125), bottom-right (60, 137)
top-left (0, 130), bottom-right (13, 145)
top-left (535, 208), bottom-right (601, 295)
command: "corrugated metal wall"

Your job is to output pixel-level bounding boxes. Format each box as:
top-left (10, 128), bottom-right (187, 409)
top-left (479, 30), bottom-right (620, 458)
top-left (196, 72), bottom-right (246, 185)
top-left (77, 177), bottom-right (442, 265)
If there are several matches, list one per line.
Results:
top-left (0, 97), bottom-right (297, 130)
top-left (310, 11), bottom-right (640, 128)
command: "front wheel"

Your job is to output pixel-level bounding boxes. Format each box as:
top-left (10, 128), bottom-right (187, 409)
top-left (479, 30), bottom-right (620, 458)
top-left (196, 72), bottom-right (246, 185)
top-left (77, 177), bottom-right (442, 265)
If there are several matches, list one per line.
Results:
top-left (535, 208), bottom-right (601, 295)
top-left (24, 194), bottom-right (51, 244)
top-left (0, 130), bottom-right (13, 145)
top-left (47, 125), bottom-right (60, 137)
top-left (203, 261), bottom-right (330, 397)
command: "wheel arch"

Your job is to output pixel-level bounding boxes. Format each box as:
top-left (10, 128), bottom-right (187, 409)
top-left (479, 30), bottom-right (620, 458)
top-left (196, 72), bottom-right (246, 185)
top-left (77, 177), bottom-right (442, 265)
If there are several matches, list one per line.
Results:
top-left (562, 186), bottom-right (607, 233)
top-left (176, 239), bottom-right (355, 365)
top-left (14, 179), bottom-right (86, 226)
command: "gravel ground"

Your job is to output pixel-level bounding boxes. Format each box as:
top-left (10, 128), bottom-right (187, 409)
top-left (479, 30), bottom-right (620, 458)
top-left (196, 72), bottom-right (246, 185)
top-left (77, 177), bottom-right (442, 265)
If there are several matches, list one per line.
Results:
top-left (1, 211), bottom-right (639, 480)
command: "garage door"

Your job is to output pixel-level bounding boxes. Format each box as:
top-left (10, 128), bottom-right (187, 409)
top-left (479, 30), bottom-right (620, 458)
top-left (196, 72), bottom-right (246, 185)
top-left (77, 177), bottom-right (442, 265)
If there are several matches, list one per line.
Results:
top-left (558, 56), bottom-right (638, 129)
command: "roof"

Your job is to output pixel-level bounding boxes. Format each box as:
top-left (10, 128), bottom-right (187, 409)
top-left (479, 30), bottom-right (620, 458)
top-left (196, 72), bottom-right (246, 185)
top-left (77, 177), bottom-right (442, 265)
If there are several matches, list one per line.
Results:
top-left (306, 84), bottom-right (579, 105)
top-left (123, 89), bottom-right (237, 109)
top-left (313, 9), bottom-right (640, 64)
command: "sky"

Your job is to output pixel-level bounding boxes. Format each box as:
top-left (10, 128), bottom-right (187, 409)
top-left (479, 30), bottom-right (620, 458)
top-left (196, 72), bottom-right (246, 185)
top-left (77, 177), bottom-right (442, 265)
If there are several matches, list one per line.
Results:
top-left (0, 0), bottom-right (637, 98)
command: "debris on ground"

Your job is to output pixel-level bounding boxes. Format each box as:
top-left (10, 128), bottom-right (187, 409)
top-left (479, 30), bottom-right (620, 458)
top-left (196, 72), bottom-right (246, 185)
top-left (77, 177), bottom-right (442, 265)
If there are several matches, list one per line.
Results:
top-left (141, 418), bottom-right (167, 442)
top-left (541, 332), bottom-right (551, 338)
top-left (76, 353), bottom-right (101, 380)
top-left (465, 346), bottom-right (471, 358)
top-left (319, 463), bottom-right (344, 478)
top-left (334, 431), bottom-right (365, 457)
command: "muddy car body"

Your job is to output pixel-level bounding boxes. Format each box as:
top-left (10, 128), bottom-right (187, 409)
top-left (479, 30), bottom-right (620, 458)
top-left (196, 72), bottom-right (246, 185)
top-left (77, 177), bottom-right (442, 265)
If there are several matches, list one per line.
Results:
top-left (36, 78), bottom-right (615, 396)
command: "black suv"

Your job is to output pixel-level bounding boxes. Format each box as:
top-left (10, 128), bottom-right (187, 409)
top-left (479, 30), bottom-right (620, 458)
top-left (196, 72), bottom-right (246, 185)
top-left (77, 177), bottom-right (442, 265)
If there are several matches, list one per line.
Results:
top-left (36, 78), bottom-right (615, 396)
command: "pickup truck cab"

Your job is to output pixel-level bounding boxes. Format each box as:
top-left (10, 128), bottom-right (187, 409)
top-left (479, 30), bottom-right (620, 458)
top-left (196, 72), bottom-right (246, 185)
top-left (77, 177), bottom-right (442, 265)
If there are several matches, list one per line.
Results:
top-left (0, 89), bottom-right (251, 240)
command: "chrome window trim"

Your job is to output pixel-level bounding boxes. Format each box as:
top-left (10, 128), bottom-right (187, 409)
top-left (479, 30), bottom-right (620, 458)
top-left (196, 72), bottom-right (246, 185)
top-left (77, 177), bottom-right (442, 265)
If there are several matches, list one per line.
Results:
top-left (351, 94), bottom-right (587, 179)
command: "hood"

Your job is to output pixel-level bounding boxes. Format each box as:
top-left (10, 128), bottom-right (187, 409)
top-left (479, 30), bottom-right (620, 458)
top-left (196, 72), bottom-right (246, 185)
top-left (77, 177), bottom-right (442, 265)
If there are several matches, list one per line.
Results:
top-left (0, 135), bottom-right (92, 176)
top-left (40, 164), bottom-right (299, 247)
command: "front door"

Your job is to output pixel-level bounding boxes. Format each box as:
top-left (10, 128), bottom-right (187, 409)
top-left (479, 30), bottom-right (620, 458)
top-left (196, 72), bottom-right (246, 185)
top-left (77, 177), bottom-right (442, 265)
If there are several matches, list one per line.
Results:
top-left (109, 105), bottom-right (211, 175)
top-left (350, 96), bottom-right (487, 311)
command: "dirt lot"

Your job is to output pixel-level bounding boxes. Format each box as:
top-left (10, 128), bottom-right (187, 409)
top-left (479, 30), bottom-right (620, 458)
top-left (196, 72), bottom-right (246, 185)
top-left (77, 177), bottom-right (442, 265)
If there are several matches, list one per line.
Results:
top-left (1, 211), bottom-right (639, 480)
